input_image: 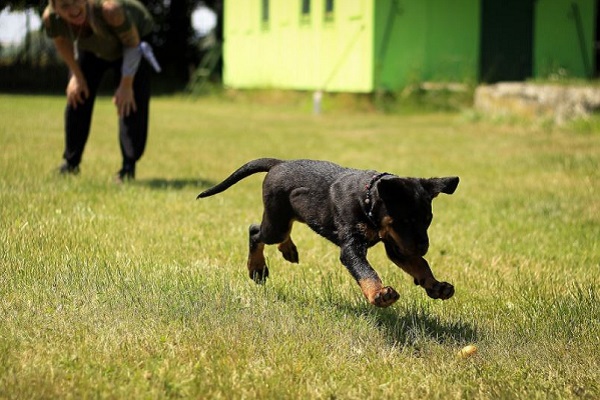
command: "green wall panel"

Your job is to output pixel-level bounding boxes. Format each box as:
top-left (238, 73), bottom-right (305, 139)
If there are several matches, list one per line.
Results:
top-left (224, 0), bottom-right (374, 92)
top-left (534, 0), bottom-right (595, 78)
top-left (374, 0), bottom-right (479, 91)
top-left (222, 0), bottom-right (596, 92)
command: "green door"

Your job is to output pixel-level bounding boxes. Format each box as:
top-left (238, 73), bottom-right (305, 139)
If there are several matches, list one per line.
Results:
top-left (480, 0), bottom-right (534, 82)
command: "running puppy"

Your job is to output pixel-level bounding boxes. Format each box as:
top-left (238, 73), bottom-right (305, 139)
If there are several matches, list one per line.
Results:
top-left (197, 158), bottom-right (459, 307)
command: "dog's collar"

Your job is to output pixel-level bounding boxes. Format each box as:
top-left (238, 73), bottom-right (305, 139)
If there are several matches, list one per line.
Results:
top-left (364, 172), bottom-right (391, 226)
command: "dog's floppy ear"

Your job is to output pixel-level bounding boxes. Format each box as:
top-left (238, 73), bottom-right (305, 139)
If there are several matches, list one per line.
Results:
top-left (377, 177), bottom-right (408, 201)
top-left (421, 177), bottom-right (459, 198)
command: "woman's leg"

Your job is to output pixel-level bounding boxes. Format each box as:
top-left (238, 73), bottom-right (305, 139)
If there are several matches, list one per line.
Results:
top-left (117, 60), bottom-right (151, 179)
top-left (62, 51), bottom-right (107, 169)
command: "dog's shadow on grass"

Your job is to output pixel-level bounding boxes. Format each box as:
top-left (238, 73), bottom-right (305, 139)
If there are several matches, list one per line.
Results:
top-left (136, 177), bottom-right (215, 191)
top-left (338, 301), bottom-right (478, 348)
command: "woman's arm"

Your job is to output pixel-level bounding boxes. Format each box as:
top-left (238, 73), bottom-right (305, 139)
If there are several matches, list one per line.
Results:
top-left (44, 7), bottom-right (90, 109)
top-left (102, 0), bottom-right (141, 117)
top-left (53, 36), bottom-right (84, 81)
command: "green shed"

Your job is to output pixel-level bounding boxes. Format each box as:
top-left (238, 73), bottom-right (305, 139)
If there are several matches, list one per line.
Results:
top-left (222, 0), bottom-right (597, 93)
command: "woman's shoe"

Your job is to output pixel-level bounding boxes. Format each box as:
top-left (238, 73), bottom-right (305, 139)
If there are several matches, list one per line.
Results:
top-left (115, 167), bottom-right (135, 183)
top-left (58, 162), bottom-right (80, 175)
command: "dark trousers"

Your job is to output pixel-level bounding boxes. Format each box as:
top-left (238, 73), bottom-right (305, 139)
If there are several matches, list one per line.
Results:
top-left (63, 50), bottom-right (151, 170)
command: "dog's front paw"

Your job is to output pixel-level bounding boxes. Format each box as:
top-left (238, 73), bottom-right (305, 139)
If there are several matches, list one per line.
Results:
top-left (249, 266), bottom-right (269, 284)
top-left (372, 286), bottom-right (400, 307)
top-left (425, 281), bottom-right (454, 300)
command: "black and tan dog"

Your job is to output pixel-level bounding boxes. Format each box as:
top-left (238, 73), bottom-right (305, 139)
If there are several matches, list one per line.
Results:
top-left (197, 158), bottom-right (459, 307)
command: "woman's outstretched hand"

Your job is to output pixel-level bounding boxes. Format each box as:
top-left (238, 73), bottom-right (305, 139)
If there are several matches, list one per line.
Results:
top-left (113, 77), bottom-right (137, 117)
top-left (66, 74), bottom-right (89, 109)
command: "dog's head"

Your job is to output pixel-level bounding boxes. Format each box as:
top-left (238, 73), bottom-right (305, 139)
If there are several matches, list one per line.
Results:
top-left (375, 176), bottom-right (459, 257)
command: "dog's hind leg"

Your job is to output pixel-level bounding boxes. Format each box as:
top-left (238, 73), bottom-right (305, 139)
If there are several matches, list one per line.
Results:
top-left (278, 236), bottom-right (299, 263)
top-left (248, 223), bottom-right (269, 283)
top-left (248, 211), bottom-right (296, 283)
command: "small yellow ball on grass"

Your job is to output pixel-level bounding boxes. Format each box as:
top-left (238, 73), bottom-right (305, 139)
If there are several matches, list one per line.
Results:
top-left (457, 345), bottom-right (478, 358)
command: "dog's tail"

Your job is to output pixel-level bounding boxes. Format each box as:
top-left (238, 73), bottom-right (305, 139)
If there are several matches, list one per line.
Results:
top-left (197, 158), bottom-right (284, 199)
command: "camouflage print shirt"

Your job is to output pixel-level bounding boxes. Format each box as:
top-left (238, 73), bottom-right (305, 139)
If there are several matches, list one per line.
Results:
top-left (44, 0), bottom-right (154, 61)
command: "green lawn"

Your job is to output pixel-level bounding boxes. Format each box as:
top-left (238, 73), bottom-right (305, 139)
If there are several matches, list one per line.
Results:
top-left (1, 93), bottom-right (599, 399)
